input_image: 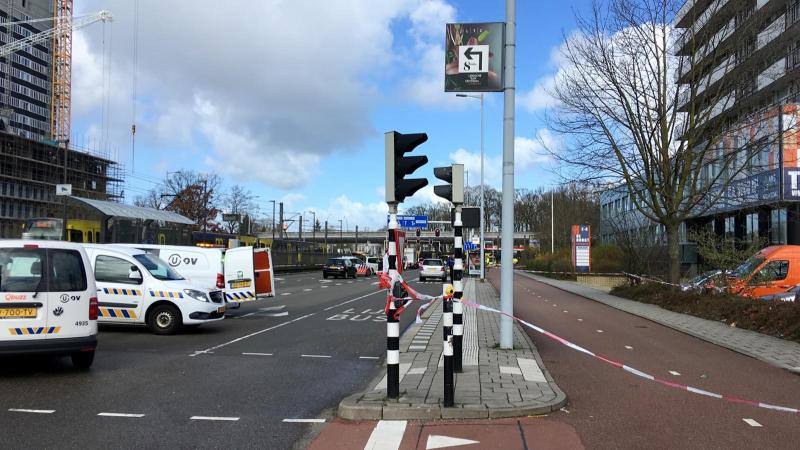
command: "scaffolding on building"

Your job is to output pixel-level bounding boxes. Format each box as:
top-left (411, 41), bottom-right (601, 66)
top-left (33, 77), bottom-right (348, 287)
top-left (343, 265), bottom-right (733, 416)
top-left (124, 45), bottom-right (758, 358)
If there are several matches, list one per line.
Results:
top-left (0, 131), bottom-right (124, 237)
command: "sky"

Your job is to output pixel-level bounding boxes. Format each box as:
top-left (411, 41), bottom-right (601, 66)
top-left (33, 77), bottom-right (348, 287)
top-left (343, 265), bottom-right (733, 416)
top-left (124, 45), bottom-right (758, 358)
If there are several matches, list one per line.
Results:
top-left (70, 0), bottom-right (589, 232)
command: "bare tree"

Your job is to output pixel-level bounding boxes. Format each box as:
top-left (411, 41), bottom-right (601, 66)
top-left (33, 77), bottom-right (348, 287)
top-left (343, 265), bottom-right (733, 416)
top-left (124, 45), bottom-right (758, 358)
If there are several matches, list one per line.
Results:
top-left (133, 189), bottom-right (165, 210)
top-left (547, 0), bottom-right (787, 282)
top-left (162, 170), bottom-right (223, 231)
top-left (221, 185), bottom-right (259, 234)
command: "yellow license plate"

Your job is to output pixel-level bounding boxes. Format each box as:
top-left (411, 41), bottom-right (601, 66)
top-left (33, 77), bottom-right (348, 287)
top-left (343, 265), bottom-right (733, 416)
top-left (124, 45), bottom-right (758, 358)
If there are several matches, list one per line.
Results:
top-left (0, 308), bottom-right (37, 318)
top-left (217, 306), bottom-right (226, 313)
top-left (230, 281), bottom-right (250, 289)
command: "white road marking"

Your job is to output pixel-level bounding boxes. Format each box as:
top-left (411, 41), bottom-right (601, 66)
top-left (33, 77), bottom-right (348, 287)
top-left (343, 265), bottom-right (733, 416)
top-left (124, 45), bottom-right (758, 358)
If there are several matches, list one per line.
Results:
top-left (189, 312), bottom-right (317, 356)
top-left (234, 312), bottom-right (257, 319)
top-left (97, 412), bottom-right (145, 418)
top-left (266, 312), bottom-right (289, 317)
top-left (359, 356), bottom-right (379, 360)
top-left (260, 305), bottom-right (286, 311)
top-left (743, 418), bottom-right (762, 427)
top-left (322, 286), bottom-right (329, 288)
top-left (625, 345), bottom-right (633, 350)
top-left (336, 283), bottom-right (342, 286)
top-left (669, 370), bottom-right (681, 376)
top-left (8, 408), bottom-right (54, 414)
top-left (596, 329), bottom-right (604, 333)
top-left (563, 310), bottom-right (568, 313)
top-left (283, 418), bottom-right (326, 423)
top-left (281, 292), bottom-right (292, 296)
top-left (190, 416), bottom-right (239, 421)
top-left (371, 282), bottom-right (379, 285)
top-left (426, 435), bottom-right (481, 449)
top-left (274, 277), bottom-right (285, 281)
top-left (242, 352), bottom-right (273, 356)
top-left (577, 318), bottom-right (583, 322)
top-left (364, 420), bottom-right (407, 450)
top-left (304, 288), bottom-right (313, 292)
top-left (517, 357), bottom-right (547, 382)
top-left (301, 354), bottom-right (331, 358)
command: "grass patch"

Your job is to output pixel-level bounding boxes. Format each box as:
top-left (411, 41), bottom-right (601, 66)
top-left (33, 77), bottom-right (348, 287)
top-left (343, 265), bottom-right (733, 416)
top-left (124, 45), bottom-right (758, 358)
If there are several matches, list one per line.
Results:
top-left (610, 283), bottom-right (800, 344)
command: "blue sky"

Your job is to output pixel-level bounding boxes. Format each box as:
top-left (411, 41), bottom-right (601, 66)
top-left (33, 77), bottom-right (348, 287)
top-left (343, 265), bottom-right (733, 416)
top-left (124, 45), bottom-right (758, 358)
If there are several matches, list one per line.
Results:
top-left (70, 0), bottom-right (588, 231)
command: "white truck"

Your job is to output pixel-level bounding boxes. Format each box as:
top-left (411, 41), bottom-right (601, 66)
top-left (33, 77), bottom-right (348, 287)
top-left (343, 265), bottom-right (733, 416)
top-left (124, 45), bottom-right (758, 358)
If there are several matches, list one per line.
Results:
top-left (403, 248), bottom-right (417, 270)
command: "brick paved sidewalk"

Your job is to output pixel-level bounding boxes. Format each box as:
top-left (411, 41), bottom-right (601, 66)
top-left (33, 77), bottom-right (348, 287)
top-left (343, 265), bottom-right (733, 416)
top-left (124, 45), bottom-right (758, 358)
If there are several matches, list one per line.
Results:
top-left (338, 278), bottom-right (566, 420)
top-left (518, 270), bottom-right (800, 373)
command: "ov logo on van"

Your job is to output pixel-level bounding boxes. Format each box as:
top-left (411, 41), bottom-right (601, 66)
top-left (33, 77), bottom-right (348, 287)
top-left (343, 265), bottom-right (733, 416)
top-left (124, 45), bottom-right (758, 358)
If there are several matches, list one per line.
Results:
top-left (168, 254), bottom-right (198, 267)
top-left (60, 294), bottom-right (81, 303)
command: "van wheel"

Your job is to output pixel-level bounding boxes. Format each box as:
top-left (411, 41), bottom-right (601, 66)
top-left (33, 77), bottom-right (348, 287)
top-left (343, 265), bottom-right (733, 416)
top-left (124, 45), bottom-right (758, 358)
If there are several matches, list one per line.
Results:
top-left (148, 304), bottom-right (181, 335)
top-left (71, 351), bottom-right (95, 369)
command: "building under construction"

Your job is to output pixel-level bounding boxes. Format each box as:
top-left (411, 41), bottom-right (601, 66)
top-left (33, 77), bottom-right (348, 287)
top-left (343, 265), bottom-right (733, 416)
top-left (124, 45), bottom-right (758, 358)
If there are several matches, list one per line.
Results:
top-left (0, 131), bottom-right (124, 238)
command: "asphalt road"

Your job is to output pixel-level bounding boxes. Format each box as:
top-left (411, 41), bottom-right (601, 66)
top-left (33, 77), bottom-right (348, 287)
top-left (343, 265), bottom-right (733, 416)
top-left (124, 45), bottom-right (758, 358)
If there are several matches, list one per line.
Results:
top-left (0, 270), bottom-right (439, 449)
top-left (496, 270), bottom-right (800, 449)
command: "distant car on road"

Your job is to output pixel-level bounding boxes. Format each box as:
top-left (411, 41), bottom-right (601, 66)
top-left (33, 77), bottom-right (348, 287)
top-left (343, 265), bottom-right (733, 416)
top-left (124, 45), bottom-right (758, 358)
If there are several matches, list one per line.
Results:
top-left (323, 258), bottom-right (356, 279)
top-left (419, 258), bottom-right (447, 282)
top-left (365, 256), bottom-right (382, 274)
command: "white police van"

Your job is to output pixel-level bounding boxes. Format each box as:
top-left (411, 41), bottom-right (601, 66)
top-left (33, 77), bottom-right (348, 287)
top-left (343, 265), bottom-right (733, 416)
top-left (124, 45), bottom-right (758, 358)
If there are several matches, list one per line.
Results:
top-left (0, 240), bottom-right (98, 369)
top-left (82, 245), bottom-right (225, 335)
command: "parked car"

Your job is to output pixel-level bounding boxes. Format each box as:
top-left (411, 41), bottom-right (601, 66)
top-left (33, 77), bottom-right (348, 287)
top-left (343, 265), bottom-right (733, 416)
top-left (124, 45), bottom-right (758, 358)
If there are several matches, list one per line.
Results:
top-left (728, 246), bottom-right (800, 298)
top-left (759, 285), bottom-right (799, 302)
top-left (681, 270), bottom-right (725, 293)
top-left (323, 258), bottom-right (356, 279)
top-left (419, 258), bottom-right (447, 282)
top-left (0, 240), bottom-right (98, 369)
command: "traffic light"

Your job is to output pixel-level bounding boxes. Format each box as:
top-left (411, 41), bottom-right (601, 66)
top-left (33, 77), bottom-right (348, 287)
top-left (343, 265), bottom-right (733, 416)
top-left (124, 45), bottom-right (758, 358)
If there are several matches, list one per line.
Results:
top-left (435, 228), bottom-right (441, 237)
top-left (416, 228), bottom-right (421, 237)
top-left (385, 131), bottom-right (429, 203)
top-left (433, 164), bottom-right (464, 204)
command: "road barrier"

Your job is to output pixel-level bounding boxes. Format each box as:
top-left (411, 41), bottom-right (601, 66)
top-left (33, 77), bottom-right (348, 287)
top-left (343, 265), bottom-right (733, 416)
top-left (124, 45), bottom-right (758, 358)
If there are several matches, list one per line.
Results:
top-left (377, 271), bottom-right (800, 415)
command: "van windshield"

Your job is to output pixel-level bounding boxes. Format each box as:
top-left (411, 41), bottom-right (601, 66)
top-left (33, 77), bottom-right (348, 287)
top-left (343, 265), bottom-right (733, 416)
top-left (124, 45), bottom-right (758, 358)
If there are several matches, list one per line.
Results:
top-left (732, 255), bottom-right (765, 279)
top-left (133, 254), bottom-right (184, 281)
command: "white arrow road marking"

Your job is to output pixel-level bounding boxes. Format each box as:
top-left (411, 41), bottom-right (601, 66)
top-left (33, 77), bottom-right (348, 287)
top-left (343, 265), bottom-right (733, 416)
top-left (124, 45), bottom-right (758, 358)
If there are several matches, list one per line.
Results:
top-left (8, 409), bottom-right (54, 414)
top-left (426, 435), bottom-right (480, 449)
top-left (98, 412), bottom-right (145, 418)
top-left (364, 420), bottom-right (407, 450)
top-left (743, 418), bottom-right (762, 427)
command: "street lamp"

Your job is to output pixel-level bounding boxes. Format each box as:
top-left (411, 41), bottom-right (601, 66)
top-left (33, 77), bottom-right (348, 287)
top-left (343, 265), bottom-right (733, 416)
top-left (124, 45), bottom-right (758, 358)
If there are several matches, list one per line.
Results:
top-left (269, 200), bottom-right (276, 241)
top-left (338, 219), bottom-right (343, 253)
top-left (456, 93), bottom-right (485, 281)
top-left (307, 210), bottom-right (316, 243)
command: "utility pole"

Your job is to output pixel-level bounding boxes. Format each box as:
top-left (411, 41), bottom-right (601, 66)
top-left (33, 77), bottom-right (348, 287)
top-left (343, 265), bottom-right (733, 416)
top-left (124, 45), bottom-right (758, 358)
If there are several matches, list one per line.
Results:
top-left (324, 220), bottom-right (328, 253)
top-left (500, 0), bottom-right (516, 349)
top-left (355, 225), bottom-right (359, 252)
top-left (299, 215), bottom-right (303, 241)
top-left (551, 190), bottom-right (555, 253)
top-left (279, 202), bottom-right (284, 239)
top-left (270, 200), bottom-right (276, 241)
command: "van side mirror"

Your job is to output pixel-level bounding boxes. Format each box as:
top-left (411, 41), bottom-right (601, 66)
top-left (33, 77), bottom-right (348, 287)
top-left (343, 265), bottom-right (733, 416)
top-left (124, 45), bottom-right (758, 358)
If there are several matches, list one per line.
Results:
top-left (129, 266), bottom-right (142, 280)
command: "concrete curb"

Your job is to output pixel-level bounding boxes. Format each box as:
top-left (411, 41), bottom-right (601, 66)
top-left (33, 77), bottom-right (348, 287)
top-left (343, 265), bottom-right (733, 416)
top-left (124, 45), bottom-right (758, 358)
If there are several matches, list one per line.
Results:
top-left (516, 270), bottom-right (800, 374)
top-left (337, 279), bottom-right (568, 421)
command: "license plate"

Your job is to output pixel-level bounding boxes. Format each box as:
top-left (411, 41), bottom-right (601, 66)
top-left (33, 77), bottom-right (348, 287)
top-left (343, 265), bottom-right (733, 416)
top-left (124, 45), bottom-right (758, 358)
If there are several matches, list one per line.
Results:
top-left (230, 281), bottom-right (250, 289)
top-left (217, 306), bottom-right (226, 313)
top-left (0, 308), bottom-right (37, 318)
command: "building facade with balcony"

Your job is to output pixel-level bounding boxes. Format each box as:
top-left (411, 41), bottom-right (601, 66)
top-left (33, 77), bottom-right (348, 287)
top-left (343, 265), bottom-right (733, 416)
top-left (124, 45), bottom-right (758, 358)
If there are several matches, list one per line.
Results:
top-left (600, 0), bottom-right (800, 270)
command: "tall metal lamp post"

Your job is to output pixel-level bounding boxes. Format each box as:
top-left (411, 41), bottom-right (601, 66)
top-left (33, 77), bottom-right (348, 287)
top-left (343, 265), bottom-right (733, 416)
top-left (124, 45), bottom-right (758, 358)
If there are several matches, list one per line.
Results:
top-left (456, 93), bottom-right (485, 280)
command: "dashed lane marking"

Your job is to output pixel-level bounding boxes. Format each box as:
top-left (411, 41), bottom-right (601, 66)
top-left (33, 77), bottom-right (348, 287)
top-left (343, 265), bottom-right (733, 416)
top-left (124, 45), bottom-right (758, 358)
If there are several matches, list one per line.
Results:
top-left (359, 356), bottom-right (380, 359)
top-left (98, 412), bottom-right (145, 418)
top-left (8, 409), bottom-right (54, 414)
top-left (563, 310), bottom-right (568, 313)
top-left (283, 418), bottom-right (326, 423)
top-left (743, 418), bottom-right (762, 427)
top-left (190, 416), bottom-right (239, 421)
top-left (577, 318), bottom-right (583, 322)
top-left (301, 354), bottom-right (331, 358)
top-left (625, 345), bottom-right (633, 350)
top-left (242, 352), bottom-right (273, 356)
top-left (322, 286), bottom-right (330, 288)
top-left (304, 288), bottom-right (313, 292)
top-left (266, 312), bottom-right (289, 317)
top-left (336, 283), bottom-right (342, 286)
top-left (281, 292), bottom-right (292, 296)
top-left (364, 420), bottom-right (407, 450)
top-left (596, 329), bottom-right (604, 333)
top-left (669, 371), bottom-right (681, 376)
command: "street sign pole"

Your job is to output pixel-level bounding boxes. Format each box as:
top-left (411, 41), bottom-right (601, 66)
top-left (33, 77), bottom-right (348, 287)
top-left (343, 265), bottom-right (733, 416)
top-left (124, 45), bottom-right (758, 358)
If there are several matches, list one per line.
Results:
top-left (499, 0), bottom-right (516, 349)
top-left (386, 205), bottom-right (400, 399)
top-left (453, 204), bottom-right (464, 372)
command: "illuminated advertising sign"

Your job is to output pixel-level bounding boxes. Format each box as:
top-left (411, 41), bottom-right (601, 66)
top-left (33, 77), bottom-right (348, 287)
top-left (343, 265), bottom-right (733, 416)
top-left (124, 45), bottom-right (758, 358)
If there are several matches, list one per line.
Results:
top-left (572, 224), bottom-right (591, 273)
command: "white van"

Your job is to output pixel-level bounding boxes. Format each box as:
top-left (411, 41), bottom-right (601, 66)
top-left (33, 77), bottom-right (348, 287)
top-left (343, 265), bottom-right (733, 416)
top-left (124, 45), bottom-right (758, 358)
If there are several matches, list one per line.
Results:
top-left (0, 240), bottom-right (98, 369)
top-left (114, 244), bottom-right (275, 304)
top-left (82, 245), bottom-right (225, 335)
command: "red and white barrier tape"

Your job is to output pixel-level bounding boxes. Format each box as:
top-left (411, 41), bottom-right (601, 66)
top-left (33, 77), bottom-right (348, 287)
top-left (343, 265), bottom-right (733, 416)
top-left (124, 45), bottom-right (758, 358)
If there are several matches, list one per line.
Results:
top-left (457, 298), bottom-right (799, 415)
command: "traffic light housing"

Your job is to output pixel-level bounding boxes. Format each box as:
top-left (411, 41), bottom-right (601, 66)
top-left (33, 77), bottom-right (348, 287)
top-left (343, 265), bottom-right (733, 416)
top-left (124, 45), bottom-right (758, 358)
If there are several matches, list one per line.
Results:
top-left (433, 164), bottom-right (464, 204)
top-left (385, 131), bottom-right (429, 203)
top-left (416, 228), bottom-right (421, 237)
top-left (435, 228), bottom-right (441, 237)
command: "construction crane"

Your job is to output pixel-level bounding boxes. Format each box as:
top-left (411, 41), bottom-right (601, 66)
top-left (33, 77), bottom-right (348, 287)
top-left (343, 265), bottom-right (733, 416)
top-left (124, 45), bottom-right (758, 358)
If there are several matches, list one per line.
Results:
top-left (0, 6), bottom-right (112, 141)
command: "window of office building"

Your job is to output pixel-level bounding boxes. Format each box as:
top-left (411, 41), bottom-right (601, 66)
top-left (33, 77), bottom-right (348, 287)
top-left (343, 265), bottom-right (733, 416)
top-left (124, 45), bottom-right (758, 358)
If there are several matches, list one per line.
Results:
top-left (771, 208), bottom-right (787, 244)
top-left (745, 213), bottom-right (759, 242)
top-left (725, 216), bottom-right (735, 239)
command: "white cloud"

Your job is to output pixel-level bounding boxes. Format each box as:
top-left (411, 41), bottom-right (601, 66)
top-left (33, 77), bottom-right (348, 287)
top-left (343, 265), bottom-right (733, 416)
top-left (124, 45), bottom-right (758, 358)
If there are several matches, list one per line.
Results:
top-left (308, 195), bottom-right (389, 231)
top-left (73, 0), bottom-right (459, 189)
top-left (519, 75), bottom-right (557, 112)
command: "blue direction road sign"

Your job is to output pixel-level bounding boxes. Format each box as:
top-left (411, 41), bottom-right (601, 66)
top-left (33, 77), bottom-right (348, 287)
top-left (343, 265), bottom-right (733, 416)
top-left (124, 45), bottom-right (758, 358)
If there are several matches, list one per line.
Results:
top-left (388, 215), bottom-right (428, 229)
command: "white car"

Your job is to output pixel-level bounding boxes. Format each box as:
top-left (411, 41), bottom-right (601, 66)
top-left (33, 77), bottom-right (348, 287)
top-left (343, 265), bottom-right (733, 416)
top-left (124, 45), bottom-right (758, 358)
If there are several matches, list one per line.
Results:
top-left (0, 240), bottom-right (98, 369)
top-left (83, 245), bottom-right (225, 335)
top-left (365, 256), bottom-right (382, 274)
top-left (419, 258), bottom-right (447, 282)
